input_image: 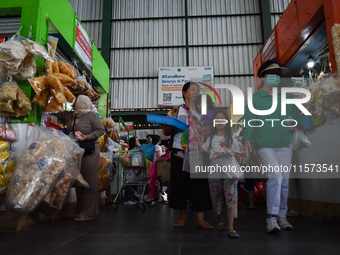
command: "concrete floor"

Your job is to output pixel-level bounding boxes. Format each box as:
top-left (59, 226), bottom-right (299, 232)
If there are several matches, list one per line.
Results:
top-left (1, 202), bottom-right (340, 255)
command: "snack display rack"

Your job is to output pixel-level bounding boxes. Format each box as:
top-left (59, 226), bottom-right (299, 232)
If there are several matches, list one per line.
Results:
top-left (0, 0), bottom-right (110, 230)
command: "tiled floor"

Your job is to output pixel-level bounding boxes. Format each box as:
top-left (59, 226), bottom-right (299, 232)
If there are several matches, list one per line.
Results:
top-left (1, 202), bottom-right (340, 255)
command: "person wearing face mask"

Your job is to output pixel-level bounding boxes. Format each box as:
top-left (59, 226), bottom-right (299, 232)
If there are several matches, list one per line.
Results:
top-left (242, 58), bottom-right (303, 233)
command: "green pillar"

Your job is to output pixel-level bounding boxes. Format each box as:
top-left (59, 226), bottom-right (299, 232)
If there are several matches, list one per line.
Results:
top-left (260, 0), bottom-right (272, 41)
top-left (101, 0), bottom-right (112, 66)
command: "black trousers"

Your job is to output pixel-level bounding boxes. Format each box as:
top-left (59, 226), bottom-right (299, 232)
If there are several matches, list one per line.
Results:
top-left (168, 151), bottom-right (212, 212)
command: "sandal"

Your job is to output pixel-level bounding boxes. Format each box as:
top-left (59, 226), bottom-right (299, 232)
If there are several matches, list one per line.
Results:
top-left (196, 221), bottom-right (214, 229)
top-left (228, 229), bottom-right (240, 238)
top-left (173, 220), bottom-right (186, 228)
top-left (216, 222), bottom-right (226, 231)
top-left (74, 214), bottom-right (95, 222)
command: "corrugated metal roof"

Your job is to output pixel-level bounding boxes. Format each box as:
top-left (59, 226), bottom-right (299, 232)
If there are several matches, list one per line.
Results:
top-left (215, 76), bottom-right (255, 107)
top-left (0, 17), bottom-right (21, 35)
top-left (110, 76), bottom-right (256, 109)
top-left (111, 48), bottom-right (186, 78)
top-left (82, 21), bottom-right (102, 48)
top-left (112, 19), bottom-right (186, 48)
top-left (112, 0), bottom-right (185, 19)
top-left (69, 0), bottom-right (103, 20)
top-left (271, 14), bottom-right (282, 30)
top-left (187, 0), bottom-right (260, 15)
top-left (110, 78), bottom-right (158, 108)
top-left (188, 16), bottom-right (262, 45)
top-left (270, 0), bottom-right (291, 13)
top-left (188, 45), bottom-right (262, 76)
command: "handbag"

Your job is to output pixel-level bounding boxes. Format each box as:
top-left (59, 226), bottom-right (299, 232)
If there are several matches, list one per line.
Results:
top-left (157, 156), bottom-right (171, 186)
top-left (78, 140), bottom-right (95, 155)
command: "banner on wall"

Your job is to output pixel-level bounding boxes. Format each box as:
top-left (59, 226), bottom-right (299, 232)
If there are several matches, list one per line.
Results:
top-left (75, 19), bottom-right (92, 70)
top-left (158, 66), bottom-right (214, 106)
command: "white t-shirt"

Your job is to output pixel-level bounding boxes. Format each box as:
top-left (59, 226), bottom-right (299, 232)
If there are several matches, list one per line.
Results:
top-left (154, 144), bottom-right (162, 161)
top-left (201, 135), bottom-right (240, 159)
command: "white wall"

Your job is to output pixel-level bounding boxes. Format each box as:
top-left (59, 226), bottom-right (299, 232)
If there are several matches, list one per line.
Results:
top-left (289, 118), bottom-right (340, 203)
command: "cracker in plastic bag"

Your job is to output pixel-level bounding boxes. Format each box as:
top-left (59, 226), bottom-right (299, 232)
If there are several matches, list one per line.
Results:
top-left (0, 83), bottom-right (18, 101)
top-left (0, 100), bottom-right (15, 113)
top-left (0, 40), bottom-right (27, 61)
top-left (20, 37), bottom-right (53, 61)
top-left (0, 63), bottom-right (8, 82)
top-left (16, 88), bottom-right (32, 111)
top-left (98, 152), bottom-right (112, 192)
top-left (53, 73), bottom-right (77, 85)
top-left (45, 96), bottom-right (64, 112)
top-left (18, 54), bottom-right (36, 79)
top-left (58, 61), bottom-right (71, 76)
top-left (11, 105), bottom-right (30, 117)
top-left (51, 88), bottom-right (66, 104)
top-left (46, 74), bottom-right (63, 90)
top-left (52, 61), bottom-right (60, 73)
top-left (65, 63), bottom-right (77, 79)
top-left (63, 86), bottom-right (75, 103)
top-left (33, 89), bottom-right (50, 107)
top-left (45, 59), bottom-right (53, 74)
top-left (29, 75), bottom-right (48, 95)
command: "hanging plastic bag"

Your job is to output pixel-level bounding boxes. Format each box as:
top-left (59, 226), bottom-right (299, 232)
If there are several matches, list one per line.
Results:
top-left (6, 126), bottom-right (85, 214)
top-left (98, 152), bottom-right (112, 192)
top-left (0, 122), bottom-right (16, 141)
top-left (107, 137), bottom-right (121, 151)
top-left (292, 130), bottom-right (312, 151)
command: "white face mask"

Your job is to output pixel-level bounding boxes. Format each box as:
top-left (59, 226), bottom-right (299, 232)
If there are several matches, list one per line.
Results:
top-left (265, 74), bottom-right (280, 87)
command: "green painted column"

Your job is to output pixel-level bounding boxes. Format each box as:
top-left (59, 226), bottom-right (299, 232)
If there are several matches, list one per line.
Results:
top-left (101, 0), bottom-right (112, 66)
top-left (260, 0), bottom-right (272, 42)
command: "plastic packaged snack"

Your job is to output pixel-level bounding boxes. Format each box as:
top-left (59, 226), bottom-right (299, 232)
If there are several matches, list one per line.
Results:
top-left (14, 54), bottom-right (36, 80)
top-left (45, 96), bottom-right (65, 112)
top-left (63, 86), bottom-right (75, 103)
top-left (53, 73), bottom-right (77, 85)
top-left (0, 83), bottom-right (18, 101)
top-left (0, 141), bottom-right (9, 150)
top-left (0, 40), bottom-right (27, 61)
top-left (65, 63), bottom-right (78, 79)
top-left (29, 75), bottom-right (48, 95)
top-left (0, 100), bottom-right (15, 113)
top-left (33, 89), bottom-right (50, 107)
top-left (6, 126), bottom-right (84, 214)
top-left (98, 152), bottom-right (112, 192)
top-left (19, 37), bottom-right (53, 61)
top-left (16, 88), bottom-right (32, 111)
top-left (45, 59), bottom-right (53, 74)
top-left (52, 61), bottom-right (60, 73)
top-left (58, 61), bottom-right (71, 77)
top-left (46, 74), bottom-right (64, 90)
top-left (0, 63), bottom-right (8, 82)
top-left (47, 35), bottom-right (59, 59)
top-left (50, 88), bottom-right (67, 104)
top-left (103, 117), bottom-right (116, 129)
top-left (0, 122), bottom-right (16, 141)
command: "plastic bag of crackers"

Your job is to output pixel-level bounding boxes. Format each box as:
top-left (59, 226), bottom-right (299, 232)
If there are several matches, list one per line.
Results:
top-left (39, 132), bottom-right (89, 217)
top-left (97, 152), bottom-right (113, 192)
top-left (6, 126), bottom-right (86, 214)
top-left (0, 81), bottom-right (32, 117)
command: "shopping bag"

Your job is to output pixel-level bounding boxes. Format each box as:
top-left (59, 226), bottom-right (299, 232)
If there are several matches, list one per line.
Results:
top-left (137, 142), bottom-right (155, 162)
top-left (157, 156), bottom-right (171, 186)
top-left (292, 130), bottom-right (311, 151)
